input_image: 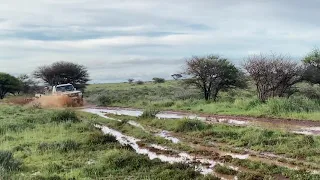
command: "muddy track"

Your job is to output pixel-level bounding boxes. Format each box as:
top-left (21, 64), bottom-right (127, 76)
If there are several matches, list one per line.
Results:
top-left (83, 105), bottom-right (320, 126)
top-left (81, 106), bottom-right (320, 135)
top-left (84, 109), bottom-right (320, 179)
top-left (128, 119), bottom-right (320, 171)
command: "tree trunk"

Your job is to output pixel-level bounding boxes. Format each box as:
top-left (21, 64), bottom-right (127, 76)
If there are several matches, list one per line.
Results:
top-left (204, 89), bottom-right (210, 101)
top-left (212, 89), bottom-right (219, 102)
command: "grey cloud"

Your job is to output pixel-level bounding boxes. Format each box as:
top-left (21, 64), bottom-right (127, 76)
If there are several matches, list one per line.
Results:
top-left (0, 0), bottom-right (319, 83)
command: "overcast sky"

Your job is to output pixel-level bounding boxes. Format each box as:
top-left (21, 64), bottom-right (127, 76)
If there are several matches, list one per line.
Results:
top-left (0, 0), bottom-right (319, 83)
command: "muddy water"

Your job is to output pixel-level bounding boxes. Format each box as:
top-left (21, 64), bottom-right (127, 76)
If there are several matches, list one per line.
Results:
top-left (83, 107), bottom-right (320, 136)
top-left (156, 130), bottom-right (180, 144)
top-left (96, 124), bottom-right (229, 178)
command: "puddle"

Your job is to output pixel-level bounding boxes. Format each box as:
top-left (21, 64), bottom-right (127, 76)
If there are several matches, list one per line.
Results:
top-left (213, 118), bottom-right (249, 125)
top-left (291, 127), bottom-right (320, 136)
top-left (83, 108), bottom-right (320, 136)
top-left (128, 120), bottom-right (146, 131)
top-left (156, 130), bottom-right (180, 144)
top-left (84, 108), bottom-right (247, 126)
top-left (225, 153), bottom-right (249, 160)
top-left (96, 124), bottom-right (217, 175)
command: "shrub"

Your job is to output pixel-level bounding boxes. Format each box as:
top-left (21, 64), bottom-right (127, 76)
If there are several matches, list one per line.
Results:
top-left (136, 80), bottom-right (144, 85)
top-left (140, 108), bottom-right (159, 119)
top-left (0, 151), bottom-right (21, 171)
top-left (152, 77), bottom-right (165, 83)
top-left (174, 119), bottom-right (207, 132)
top-left (51, 110), bottom-right (79, 123)
top-left (97, 95), bottom-right (112, 106)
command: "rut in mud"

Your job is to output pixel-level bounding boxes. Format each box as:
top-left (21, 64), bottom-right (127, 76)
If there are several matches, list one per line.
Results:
top-left (83, 107), bottom-right (320, 136)
top-left (82, 108), bottom-right (320, 179)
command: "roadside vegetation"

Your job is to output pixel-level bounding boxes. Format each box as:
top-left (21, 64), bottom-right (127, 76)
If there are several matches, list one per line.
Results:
top-left (86, 80), bottom-right (320, 120)
top-left (0, 105), bottom-right (215, 179)
top-left (86, 50), bottom-right (320, 121)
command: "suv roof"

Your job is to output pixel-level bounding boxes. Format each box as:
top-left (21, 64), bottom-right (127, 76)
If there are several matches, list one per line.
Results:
top-left (56, 83), bottom-right (73, 87)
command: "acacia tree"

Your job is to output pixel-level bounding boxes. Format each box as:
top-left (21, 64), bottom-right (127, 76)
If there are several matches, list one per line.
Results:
top-left (184, 55), bottom-right (246, 101)
top-left (244, 53), bottom-right (303, 102)
top-left (304, 48), bottom-right (320, 69)
top-left (171, 74), bottom-right (182, 80)
top-left (303, 48), bottom-right (320, 84)
top-left (33, 61), bottom-right (90, 90)
top-left (303, 65), bottom-right (320, 84)
top-left (0, 73), bottom-right (22, 99)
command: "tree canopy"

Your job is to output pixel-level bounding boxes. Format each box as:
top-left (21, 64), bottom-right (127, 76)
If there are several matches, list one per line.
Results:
top-left (0, 72), bottom-right (22, 99)
top-left (184, 55), bottom-right (246, 101)
top-left (244, 53), bottom-right (303, 102)
top-left (304, 48), bottom-right (320, 69)
top-left (33, 61), bottom-right (90, 90)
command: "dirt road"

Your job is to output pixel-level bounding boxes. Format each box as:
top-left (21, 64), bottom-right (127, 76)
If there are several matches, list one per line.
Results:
top-left (82, 106), bottom-right (320, 136)
top-left (82, 107), bottom-right (320, 180)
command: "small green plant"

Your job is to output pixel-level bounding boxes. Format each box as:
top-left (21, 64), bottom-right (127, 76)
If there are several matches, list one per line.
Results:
top-left (140, 108), bottom-right (159, 119)
top-left (214, 164), bottom-right (237, 175)
top-left (97, 95), bottom-right (112, 106)
top-left (174, 119), bottom-right (207, 132)
top-left (0, 151), bottom-right (21, 172)
top-left (51, 110), bottom-right (79, 123)
top-left (87, 132), bottom-right (117, 145)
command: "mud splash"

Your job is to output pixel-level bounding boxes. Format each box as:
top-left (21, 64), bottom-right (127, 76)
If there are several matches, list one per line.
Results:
top-left (27, 95), bottom-right (77, 108)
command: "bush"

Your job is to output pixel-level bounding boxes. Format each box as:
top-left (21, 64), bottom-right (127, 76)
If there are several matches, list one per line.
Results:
top-left (152, 77), bottom-right (165, 83)
top-left (136, 80), bottom-right (144, 85)
top-left (174, 119), bottom-right (207, 132)
top-left (140, 108), bottom-right (159, 119)
top-left (97, 95), bottom-right (112, 106)
top-left (51, 110), bottom-right (80, 123)
top-left (0, 151), bottom-right (21, 171)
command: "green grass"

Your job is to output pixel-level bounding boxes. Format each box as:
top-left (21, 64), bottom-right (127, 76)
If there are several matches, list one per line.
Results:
top-left (85, 80), bottom-right (320, 121)
top-left (0, 105), bottom-right (216, 179)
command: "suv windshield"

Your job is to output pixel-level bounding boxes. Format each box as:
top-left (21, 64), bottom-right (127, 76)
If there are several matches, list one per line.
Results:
top-left (56, 85), bottom-right (74, 92)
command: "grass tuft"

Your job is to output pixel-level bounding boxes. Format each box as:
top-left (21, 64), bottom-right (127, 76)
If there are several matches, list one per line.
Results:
top-left (50, 110), bottom-right (80, 123)
top-left (140, 108), bottom-right (160, 119)
top-left (0, 151), bottom-right (21, 172)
